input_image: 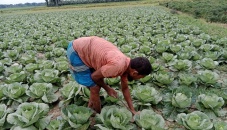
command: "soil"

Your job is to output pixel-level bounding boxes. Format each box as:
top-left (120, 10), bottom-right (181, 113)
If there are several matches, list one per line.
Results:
top-left (37, 53), bottom-right (45, 59)
top-left (48, 103), bottom-right (61, 120)
top-left (48, 91), bottom-right (62, 120)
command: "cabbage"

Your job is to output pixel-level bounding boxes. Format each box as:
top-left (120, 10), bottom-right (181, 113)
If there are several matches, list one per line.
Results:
top-left (176, 111), bottom-right (213, 130)
top-left (134, 109), bottom-right (165, 129)
top-left (95, 105), bottom-right (134, 130)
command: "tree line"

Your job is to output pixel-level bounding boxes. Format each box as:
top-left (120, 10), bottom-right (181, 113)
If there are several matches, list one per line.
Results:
top-left (47, 0), bottom-right (140, 6)
top-left (0, 0), bottom-right (139, 8)
top-left (0, 3), bottom-right (45, 9)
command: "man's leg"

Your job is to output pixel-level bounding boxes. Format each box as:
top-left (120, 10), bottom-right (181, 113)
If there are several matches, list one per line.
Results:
top-left (88, 85), bottom-right (101, 113)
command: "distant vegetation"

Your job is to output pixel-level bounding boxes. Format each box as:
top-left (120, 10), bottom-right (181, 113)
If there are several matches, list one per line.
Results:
top-left (0, 3), bottom-right (45, 8)
top-left (160, 0), bottom-right (227, 23)
top-left (0, 0), bottom-right (141, 8)
top-left (47, 0), bottom-right (141, 6)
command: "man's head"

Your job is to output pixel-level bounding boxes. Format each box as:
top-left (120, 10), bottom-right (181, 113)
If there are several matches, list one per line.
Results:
top-left (127, 57), bottom-right (152, 81)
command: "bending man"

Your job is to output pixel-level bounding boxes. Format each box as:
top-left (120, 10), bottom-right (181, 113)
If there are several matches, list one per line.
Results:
top-left (66, 36), bottom-right (152, 115)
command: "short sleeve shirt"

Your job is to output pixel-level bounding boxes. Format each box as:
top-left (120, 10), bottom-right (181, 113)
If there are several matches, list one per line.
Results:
top-left (73, 36), bottom-right (130, 78)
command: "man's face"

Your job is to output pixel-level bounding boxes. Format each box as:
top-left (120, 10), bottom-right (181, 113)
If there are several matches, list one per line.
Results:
top-left (127, 71), bottom-right (145, 81)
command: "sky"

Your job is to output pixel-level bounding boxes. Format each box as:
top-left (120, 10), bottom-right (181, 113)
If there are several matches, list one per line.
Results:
top-left (0, 0), bottom-right (45, 5)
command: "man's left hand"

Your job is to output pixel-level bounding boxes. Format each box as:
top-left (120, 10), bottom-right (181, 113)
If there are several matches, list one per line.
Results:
top-left (106, 87), bottom-right (118, 98)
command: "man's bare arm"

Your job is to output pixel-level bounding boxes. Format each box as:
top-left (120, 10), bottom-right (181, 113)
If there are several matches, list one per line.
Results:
top-left (121, 74), bottom-right (136, 115)
top-left (91, 69), bottom-right (107, 88)
top-left (91, 69), bottom-right (117, 98)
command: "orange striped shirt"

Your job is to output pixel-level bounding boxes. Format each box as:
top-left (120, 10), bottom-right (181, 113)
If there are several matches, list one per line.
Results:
top-left (73, 36), bottom-right (130, 78)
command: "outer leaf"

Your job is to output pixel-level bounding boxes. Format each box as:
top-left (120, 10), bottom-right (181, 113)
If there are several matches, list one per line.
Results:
top-left (11, 125), bottom-right (38, 130)
top-left (95, 124), bottom-right (111, 130)
top-left (34, 116), bottom-right (51, 130)
top-left (0, 104), bottom-right (8, 127)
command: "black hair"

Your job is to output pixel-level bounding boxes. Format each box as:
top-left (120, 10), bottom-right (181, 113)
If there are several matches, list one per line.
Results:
top-left (130, 57), bottom-right (152, 75)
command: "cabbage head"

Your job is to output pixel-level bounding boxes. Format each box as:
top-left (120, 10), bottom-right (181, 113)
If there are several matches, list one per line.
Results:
top-left (61, 104), bottom-right (93, 129)
top-left (192, 39), bottom-right (205, 47)
top-left (24, 63), bottom-right (39, 73)
top-left (169, 44), bottom-right (182, 53)
top-left (120, 45), bottom-right (132, 53)
top-left (4, 50), bottom-right (19, 61)
top-left (30, 69), bottom-right (60, 83)
top-left (5, 63), bottom-right (23, 76)
top-left (60, 81), bottom-right (81, 100)
top-left (106, 77), bottom-right (120, 86)
top-left (196, 93), bottom-right (224, 111)
top-left (198, 70), bottom-right (219, 85)
top-left (46, 118), bottom-right (65, 130)
top-left (6, 71), bottom-right (27, 83)
top-left (155, 43), bottom-right (168, 53)
top-left (205, 51), bottom-right (221, 60)
top-left (199, 58), bottom-right (218, 69)
top-left (7, 102), bottom-right (50, 129)
top-left (139, 74), bottom-right (152, 84)
top-left (178, 73), bottom-right (197, 86)
top-left (139, 45), bottom-right (150, 55)
top-left (95, 105), bottom-right (134, 130)
top-left (200, 44), bottom-right (213, 52)
top-left (55, 61), bottom-right (68, 73)
top-left (191, 51), bottom-right (202, 61)
top-left (171, 59), bottom-right (192, 71)
top-left (19, 54), bottom-right (36, 65)
top-left (134, 109), bottom-right (165, 130)
top-left (154, 73), bottom-right (174, 85)
top-left (132, 85), bottom-right (162, 105)
top-left (162, 52), bottom-right (176, 62)
top-left (213, 121), bottom-right (227, 130)
top-left (3, 83), bottom-right (29, 103)
top-left (38, 60), bottom-right (55, 69)
top-left (172, 93), bottom-right (191, 108)
top-left (53, 48), bottom-right (65, 57)
top-left (196, 93), bottom-right (225, 119)
top-left (41, 69), bottom-right (60, 83)
top-left (176, 111), bottom-right (213, 130)
top-left (26, 83), bottom-right (58, 103)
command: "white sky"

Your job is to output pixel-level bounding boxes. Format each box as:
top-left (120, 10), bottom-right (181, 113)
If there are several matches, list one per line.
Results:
top-left (0, 0), bottom-right (45, 4)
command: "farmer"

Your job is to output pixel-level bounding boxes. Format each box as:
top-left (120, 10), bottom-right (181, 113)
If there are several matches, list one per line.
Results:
top-left (66, 36), bottom-right (152, 115)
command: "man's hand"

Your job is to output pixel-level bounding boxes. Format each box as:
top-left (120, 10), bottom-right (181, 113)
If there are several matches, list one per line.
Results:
top-left (106, 86), bottom-right (118, 98)
top-left (130, 111), bottom-right (140, 122)
top-left (133, 111), bottom-right (140, 115)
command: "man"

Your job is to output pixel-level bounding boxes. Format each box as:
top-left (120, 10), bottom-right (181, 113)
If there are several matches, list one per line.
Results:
top-left (66, 36), bottom-right (152, 115)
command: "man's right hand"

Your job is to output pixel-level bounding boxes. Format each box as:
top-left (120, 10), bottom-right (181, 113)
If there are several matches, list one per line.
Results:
top-left (132, 111), bottom-right (140, 115)
top-left (130, 111), bottom-right (140, 122)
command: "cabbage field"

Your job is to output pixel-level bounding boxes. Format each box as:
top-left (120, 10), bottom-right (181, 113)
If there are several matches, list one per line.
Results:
top-left (0, 5), bottom-right (227, 130)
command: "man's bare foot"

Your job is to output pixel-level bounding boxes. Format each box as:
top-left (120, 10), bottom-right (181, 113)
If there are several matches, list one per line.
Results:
top-left (88, 96), bottom-right (101, 113)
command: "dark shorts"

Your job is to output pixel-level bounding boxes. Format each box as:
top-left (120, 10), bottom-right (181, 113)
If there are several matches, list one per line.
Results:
top-left (66, 41), bottom-right (96, 87)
